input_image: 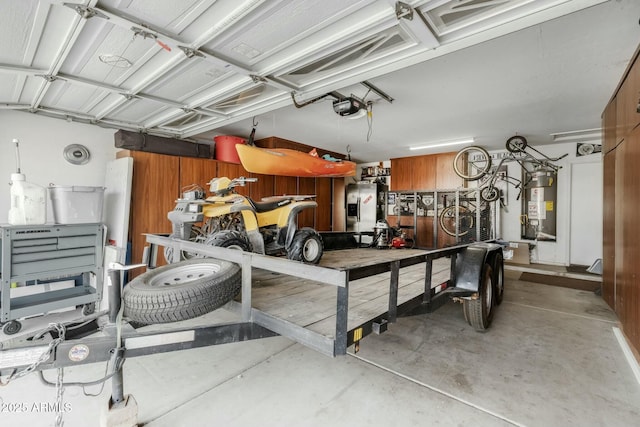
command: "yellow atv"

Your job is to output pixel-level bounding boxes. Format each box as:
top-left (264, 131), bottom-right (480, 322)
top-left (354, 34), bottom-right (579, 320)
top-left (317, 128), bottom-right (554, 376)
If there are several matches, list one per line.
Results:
top-left (166, 177), bottom-right (323, 264)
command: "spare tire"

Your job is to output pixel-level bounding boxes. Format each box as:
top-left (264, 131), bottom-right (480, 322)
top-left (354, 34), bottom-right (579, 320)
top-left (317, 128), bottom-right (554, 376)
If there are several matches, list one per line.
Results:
top-left (123, 258), bottom-right (241, 324)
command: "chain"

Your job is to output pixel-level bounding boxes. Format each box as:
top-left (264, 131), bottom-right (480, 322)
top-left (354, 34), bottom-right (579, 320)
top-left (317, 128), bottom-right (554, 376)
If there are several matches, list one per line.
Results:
top-left (0, 323), bottom-right (66, 425)
top-left (55, 365), bottom-right (65, 427)
top-left (54, 323), bottom-right (66, 427)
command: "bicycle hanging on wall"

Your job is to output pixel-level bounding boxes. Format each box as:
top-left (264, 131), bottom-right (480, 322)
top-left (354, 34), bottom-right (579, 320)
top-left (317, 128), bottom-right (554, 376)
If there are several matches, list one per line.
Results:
top-left (452, 136), bottom-right (568, 203)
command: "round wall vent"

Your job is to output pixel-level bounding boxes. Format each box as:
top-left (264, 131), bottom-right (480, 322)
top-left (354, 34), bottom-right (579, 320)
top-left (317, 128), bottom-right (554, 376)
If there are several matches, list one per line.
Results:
top-left (63, 144), bottom-right (91, 165)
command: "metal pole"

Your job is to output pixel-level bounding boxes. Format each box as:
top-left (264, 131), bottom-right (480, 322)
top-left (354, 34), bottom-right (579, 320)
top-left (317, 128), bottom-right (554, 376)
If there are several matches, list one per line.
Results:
top-left (108, 269), bottom-right (121, 323)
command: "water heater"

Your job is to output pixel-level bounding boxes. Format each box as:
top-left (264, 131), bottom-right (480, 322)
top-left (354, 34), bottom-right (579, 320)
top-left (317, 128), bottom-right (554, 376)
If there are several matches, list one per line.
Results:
top-left (521, 168), bottom-right (557, 241)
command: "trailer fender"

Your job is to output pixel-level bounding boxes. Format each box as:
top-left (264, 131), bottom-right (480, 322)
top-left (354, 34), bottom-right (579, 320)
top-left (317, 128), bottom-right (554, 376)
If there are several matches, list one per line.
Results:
top-left (454, 242), bottom-right (502, 293)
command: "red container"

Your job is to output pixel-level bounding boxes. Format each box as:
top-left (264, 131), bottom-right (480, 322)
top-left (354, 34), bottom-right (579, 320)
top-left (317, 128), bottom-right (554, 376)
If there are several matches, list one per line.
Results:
top-left (214, 135), bottom-right (246, 164)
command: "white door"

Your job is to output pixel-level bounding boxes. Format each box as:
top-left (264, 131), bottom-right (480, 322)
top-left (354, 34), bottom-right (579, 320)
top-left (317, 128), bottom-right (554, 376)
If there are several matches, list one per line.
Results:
top-left (570, 162), bottom-right (603, 266)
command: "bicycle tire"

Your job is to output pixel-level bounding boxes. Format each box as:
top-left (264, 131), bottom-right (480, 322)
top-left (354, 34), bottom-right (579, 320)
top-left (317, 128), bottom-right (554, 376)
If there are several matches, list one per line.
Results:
top-left (506, 135), bottom-right (527, 153)
top-left (453, 146), bottom-right (492, 180)
top-left (480, 186), bottom-right (500, 202)
top-left (439, 205), bottom-right (474, 237)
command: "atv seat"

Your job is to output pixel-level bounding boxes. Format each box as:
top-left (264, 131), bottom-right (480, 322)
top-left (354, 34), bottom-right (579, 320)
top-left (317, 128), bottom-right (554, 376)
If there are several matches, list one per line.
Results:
top-left (249, 197), bottom-right (292, 213)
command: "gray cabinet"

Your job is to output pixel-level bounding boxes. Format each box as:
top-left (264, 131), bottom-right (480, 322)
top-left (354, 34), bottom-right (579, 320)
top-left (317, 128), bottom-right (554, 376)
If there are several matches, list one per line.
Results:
top-left (0, 224), bottom-right (104, 326)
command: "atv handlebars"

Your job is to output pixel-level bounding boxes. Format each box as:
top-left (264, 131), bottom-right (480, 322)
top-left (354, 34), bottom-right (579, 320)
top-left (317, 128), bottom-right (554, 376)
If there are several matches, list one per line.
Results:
top-left (231, 176), bottom-right (258, 187)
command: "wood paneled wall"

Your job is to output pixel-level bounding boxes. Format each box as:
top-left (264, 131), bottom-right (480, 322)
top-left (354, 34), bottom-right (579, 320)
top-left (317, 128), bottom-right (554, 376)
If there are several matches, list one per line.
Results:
top-left (601, 43), bottom-right (640, 354)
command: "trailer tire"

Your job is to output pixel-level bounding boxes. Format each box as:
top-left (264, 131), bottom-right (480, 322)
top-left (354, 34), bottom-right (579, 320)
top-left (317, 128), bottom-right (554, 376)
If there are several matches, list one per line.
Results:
top-left (492, 252), bottom-right (505, 305)
top-left (123, 258), bottom-right (241, 324)
top-left (463, 262), bottom-right (495, 331)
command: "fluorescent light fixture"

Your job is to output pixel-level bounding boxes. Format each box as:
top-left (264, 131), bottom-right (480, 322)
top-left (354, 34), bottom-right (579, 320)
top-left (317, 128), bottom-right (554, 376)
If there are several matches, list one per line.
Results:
top-left (551, 128), bottom-right (601, 143)
top-left (409, 138), bottom-right (475, 151)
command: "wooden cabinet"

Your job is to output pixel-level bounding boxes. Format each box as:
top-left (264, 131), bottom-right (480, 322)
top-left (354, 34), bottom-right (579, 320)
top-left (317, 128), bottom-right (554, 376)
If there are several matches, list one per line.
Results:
top-left (602, 150), bottom-right (615, 309)
top-left (316, 178), bottom-right (333, 231)
top-left (603, 98), bottom-right (617, 154)
top-left (124, 151), bottom-right (179, 274)
top-left (391, 152), bottom-right (460, 191)
top-left (249, 173), bottom-right (274, 201)
top-left (602, 43), bottom-right (640, 355)
top-left (298, 177), bottom-right (316, 228)
top-left (390, 157), bottom-right (415, 190)
top-left (436, 152), bottom-right (464, 189)
top-left (615, 58), bottom-right (640, 145)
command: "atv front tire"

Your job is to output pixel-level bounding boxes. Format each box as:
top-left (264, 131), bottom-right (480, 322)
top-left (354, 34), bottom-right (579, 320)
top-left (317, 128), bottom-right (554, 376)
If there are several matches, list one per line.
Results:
top-left (205, 230), bottom-right (251, 251)
top-left (123, 258), bottom-right (241, 324)
top-left (287, 228), bottom-right (323, 264)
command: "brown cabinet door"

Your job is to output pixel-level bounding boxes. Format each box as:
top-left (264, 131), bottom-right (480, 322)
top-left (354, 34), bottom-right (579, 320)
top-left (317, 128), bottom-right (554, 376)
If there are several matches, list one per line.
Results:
top-left (217, 163), bottom-right (249, 196)
top-left (616, 58), bottom-right (640, 144)
top-left (602, 99), bottom-right (617, 154)
top-left (412, 155), bottom-right (436, 189)
top-left (180, 157), bottom-right (217, 193)
top-left (249, 173), bottom-right (275, 201)
top-left (390, 157), bottom-right (414, 190)
top-left (602, 150), bottom-right (615, 310)
top-left (435, 152), bottom-right (463, 189)
top-left (274, 176), bottom-right (298, 195)
top-left (128, 152), bottom-right (180, 273)
top-left (316, 178), bottom-right (333, 231)
top-left (298, 177), bottom-right (316, 229)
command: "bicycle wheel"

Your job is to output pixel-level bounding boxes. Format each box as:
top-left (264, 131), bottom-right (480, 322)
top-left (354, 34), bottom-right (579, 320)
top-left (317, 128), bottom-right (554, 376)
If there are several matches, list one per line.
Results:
top-left (506, 135), bottom-right (527, 153)
top-left (480, 186), bottom-right (500, 202)
top-left (453, 146), bottom-right (492, 180)
top-left (439, 205), bottom-right (474, 237)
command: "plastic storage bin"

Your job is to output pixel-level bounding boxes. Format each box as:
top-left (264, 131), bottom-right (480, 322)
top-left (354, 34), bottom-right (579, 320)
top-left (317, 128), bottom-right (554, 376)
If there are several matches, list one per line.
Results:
top-left (48, 185), bottom-right (105, 224)
top-left (214, 135), bottom-right (246, 164)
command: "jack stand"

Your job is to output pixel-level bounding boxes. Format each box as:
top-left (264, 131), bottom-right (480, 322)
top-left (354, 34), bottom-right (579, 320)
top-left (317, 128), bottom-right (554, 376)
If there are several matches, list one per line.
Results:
top-left (100, 265), bottom-right (145, 427)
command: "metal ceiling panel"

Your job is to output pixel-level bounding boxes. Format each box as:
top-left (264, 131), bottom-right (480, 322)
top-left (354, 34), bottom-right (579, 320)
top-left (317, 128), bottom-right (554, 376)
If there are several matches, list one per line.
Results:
top-left (0, 1), bottom-right (40, 64)
top-left (98, 0), bottom-right (207, 30)
top-left (40, 79), bottom-right (108, 113)
top-left (205, 0), bottom-right (372, 67)
top-left (143, 59), bottom-right (233, 101)
top-left (104, 96), bottom-right (164, 122)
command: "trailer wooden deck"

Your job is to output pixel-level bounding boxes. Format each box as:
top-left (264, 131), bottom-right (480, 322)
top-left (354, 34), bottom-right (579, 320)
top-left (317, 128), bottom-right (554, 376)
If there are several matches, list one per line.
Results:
top-left (249, 248), bottom-right (451, 339)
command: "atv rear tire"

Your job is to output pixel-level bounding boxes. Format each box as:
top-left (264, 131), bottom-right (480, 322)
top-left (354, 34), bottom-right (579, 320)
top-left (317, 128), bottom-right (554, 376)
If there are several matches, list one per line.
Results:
top-left (123, 258), bottom-right (241, 324)
top-left (287, 228), bottom-right (323, 264)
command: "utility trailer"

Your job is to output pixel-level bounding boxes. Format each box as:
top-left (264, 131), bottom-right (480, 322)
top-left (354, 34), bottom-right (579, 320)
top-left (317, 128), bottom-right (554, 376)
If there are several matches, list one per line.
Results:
top-left (0, 236), bottom-right (503, 425)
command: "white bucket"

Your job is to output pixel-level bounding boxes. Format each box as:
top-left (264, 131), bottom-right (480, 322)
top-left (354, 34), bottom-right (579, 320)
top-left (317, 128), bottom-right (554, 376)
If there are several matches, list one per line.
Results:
top-left (49, 185), bottom-right (105, 224)
top-left (8, 173), bottom-right (47, 225)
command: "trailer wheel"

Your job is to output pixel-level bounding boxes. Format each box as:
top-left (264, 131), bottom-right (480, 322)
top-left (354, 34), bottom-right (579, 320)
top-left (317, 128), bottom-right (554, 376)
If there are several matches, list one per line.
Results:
top-left (463, 263), bottom-right (495, 331)
top-left (123, 258), bottom-right (241, 324)
top-left (287, 228), bottom-right (323, 264)
top-left (492, 252), bottom-right (505, 305)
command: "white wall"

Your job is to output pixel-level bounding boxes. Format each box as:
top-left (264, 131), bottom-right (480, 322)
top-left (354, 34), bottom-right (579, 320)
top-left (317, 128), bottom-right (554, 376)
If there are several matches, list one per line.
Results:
top-left (0, 111), bottom-right (118, 223)
top-left (493, 141), bottom-right (603, 266)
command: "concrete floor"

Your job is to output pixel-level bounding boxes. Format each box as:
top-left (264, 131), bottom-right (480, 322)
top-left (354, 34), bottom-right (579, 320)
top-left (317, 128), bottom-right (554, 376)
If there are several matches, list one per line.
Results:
top-left (1, 271), bottom-right (639, 427)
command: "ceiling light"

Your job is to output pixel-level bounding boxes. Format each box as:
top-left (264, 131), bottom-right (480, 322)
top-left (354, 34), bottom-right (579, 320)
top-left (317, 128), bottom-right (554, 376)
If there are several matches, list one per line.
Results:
top-left (409, 138), bottom-right (475, 150)
top-left (550, 128), bottom-right (601, 143)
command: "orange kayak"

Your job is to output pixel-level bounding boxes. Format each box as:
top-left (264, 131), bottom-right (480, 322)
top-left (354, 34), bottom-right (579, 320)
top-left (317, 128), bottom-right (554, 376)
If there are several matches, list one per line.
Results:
top-left (236, 144), bottom-right (356, 177)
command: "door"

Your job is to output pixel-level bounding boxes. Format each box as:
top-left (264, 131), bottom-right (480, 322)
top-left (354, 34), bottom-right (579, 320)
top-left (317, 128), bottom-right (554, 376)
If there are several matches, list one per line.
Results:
top-left (570, 161), bottom-right (603, 266)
